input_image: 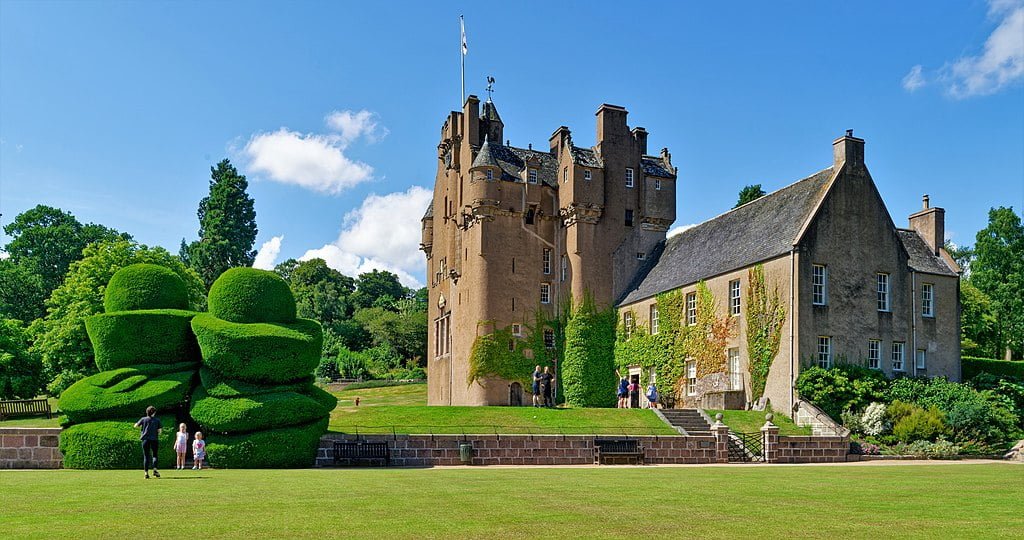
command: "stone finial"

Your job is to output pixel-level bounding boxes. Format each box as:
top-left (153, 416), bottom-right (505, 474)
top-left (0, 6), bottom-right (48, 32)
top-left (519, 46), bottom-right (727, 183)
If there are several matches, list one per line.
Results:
top-left (715, 413), bottom-right (723, 422)
top-left (765, 413), bottom-right (774, 423)
top-left (762, 412), bottom-right (778, 431)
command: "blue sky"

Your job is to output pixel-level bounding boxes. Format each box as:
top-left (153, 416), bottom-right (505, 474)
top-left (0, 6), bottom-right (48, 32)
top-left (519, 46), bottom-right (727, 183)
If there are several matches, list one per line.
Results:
top-left (2, 1), bottom-right (1022, 287)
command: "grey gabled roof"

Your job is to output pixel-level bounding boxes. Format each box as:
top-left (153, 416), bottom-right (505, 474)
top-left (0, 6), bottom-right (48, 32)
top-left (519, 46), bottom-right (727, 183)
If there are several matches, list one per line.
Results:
top-left (571, 146), bottom-right (603, 168)
top-left (490, 144), bottom-right (560, 188)
top-left (618, 167), bottom-right (835, 305)
top-left (642, 156), bottom-right (675, 178)
top-left (896, 229), bottom-right (958, 276)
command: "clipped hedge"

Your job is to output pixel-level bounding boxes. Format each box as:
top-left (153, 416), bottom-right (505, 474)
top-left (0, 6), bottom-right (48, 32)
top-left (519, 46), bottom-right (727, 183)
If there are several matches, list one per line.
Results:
top-left (208, 267), bottom-right (296, 324)
top-left (199, 366), bottom-right (314, 398)
top-left (189, 385), bottom-right (333, 433)
top-left (963, 357), bottom-right (1024, 380)
top-left (59, 367), bottom-right (194, 424)
top-left (104, 263), bottom-right (190, 312)
top-left (191, 314), bottom-right (322, 384)
top-left (86, 310), bottom-right (199, 371)
top-left (60, 418), bottom-right (177, 469)
top-left (204, 418), bottom-right (328, 468)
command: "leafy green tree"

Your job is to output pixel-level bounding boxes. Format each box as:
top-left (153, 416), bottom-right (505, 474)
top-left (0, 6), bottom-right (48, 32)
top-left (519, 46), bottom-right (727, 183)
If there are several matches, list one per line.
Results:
top-left (970, 207), bottom-right (1024, 359)
top-left (960, 281), bottom-right (998, 357)
top-left (29, 239), bottom-right (205, 395)
top-left (352, 304), bottom-right (427, 365)
top-left (350, 269), bottom-right (409, 310)
top-left (735, 184), bottom-right (765, 208)
top-left (2, 205), bottom-right (129, 320)
top-left (181, 159), bottom-right (258, 288)
top-left (944, 240), bottom-right (974, 276)
top-left (0, 259), bottom-right (47, 322)
top-left (561, 295), bottom-right (618, 407)
top-left (0, 318), bottom-right (44, 399)
top-left (275, 258), bottom-right (355, 327)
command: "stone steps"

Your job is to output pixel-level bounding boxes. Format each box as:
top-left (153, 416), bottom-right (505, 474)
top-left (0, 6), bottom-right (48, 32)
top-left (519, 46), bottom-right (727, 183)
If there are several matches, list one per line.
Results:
top-left (659, 408), bottom-right (712, 435)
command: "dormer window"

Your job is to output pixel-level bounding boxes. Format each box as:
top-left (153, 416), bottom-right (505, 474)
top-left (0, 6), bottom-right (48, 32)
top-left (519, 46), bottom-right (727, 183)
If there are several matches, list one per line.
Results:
top-left (486, 169), bottom-right (494, 180)
top-left (625, 168), bottom-right (635, 188)
top-left (528, 169), bottom-right (538, 184)
top-left (655, 178), bottom-right (662, 190)
top-left (584, 170), bottom-right (592, 181)
top-left (563, 167), bottom-right (568, 183)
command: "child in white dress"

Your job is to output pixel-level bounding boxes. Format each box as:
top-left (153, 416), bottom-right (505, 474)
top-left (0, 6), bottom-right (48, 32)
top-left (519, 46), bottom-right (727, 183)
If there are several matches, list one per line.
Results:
top-left (173, 423), bottom-right (189, 470)
top-left (192, 432), bottom-right (206, 470)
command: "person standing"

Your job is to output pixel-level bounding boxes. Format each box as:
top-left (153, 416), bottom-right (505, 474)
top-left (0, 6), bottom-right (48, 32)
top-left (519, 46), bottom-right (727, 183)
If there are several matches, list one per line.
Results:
top-left (616, 370), bottom-right (629, 408)
top-left (134, 405), bottom-right (162, 479)
top-left (531, 365), bottom-right (542, 407)
top-left (540, 366), bottom-right (555, 408)
top-left (646, 382), bottom-right (659, 409)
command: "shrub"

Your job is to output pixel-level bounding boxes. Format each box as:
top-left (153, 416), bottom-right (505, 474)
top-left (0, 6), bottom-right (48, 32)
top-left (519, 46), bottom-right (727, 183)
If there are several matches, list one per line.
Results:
top-left (840, 409), bottom-right (863, 433)
top-left (887, 401), bottom-right (947, 443)
top-left (198, 366), bottom-right (313, 398)
top-left (85, 310), bottom-right (199, 371)
top-left (962, 357), bottom-right (1024, 380)
top-left (892, 439), bottom-right (960, 459)
top-left (381, 366), bottom-right (427, 381)
top-left (208, 267), bottom-right (296, 324)
top-left (860, 402), bottom-right (888, 436)
top-left (561, 296), bottom-right (617, 408)
top-left (335, 346), bottom-right (370, 380)
top-left (850, 441), bottom-right (880, 455)
top-left (191, 314), bottom-right (322, 384)
top-left (315, 356), bottom-right (341, 381)
top-left (203, 417), bottom-right (328, 468)
top-left (795, 364), bottom-right (888, 420)
top-left (103, 263), bottom-right (189, 312)
top-left (888, 376), bottom-right (1019, 445)
top-left (60, 418), bottom-right (177, 469)
top-left (58, 367), bottom-right (194, 424)
top-left (189, 385), bottom-right (335, 433)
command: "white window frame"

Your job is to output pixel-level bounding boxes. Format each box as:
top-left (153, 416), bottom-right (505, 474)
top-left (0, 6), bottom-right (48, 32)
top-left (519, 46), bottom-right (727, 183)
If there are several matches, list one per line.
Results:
top-left (542, 249), bottom-right (551, 275)
top-left (686, 361), bottom-right (697, 396)
top-left (623, 312), bottom-right (634, 339)
top-left (636, 252), bottom-right (646, 261)
top-left (655, 178), bottom-right (662, 191)
top-left (511, 323), bottom-right (523, 337)
top-left (915, 349), bottom-right (926, 371)
top-left (728, 348), bottom-right (742, 391)
top-left (528, 169), bottom-right (538, 184)
top-left (922, 283), bottom-right (934, 317)
top-left (817, 336), bottom-right (832, 369)
top-left (729, 279), bottom-right (741, 316)
top-left (625, 167), bottom-right (635, 188)
top-left (868, 340), bottom-right (881, 370)
top-left (583, 170), bottom-right (592, 181)
top-left (812, 264), bottom-right (828, 306)
top-left (686, 292), bottom-right (697, 326)
top-left (877, 273), bottom-right (890, 312)
top-left (892, 342), bottom-right (905, 372)
top-left (540, 283), bottom-right (551, 304)
top-left (563, 167), bottom-right (568, 183)
top-left (650, 305), bottom-right (659, 335)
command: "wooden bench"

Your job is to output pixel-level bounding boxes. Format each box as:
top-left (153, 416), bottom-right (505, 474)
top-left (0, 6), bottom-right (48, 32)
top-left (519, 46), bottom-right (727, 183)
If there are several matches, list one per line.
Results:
top-left (594, 438), bottom-right (644, 465)
top-left (0, 398), bottom-right (52, 421)
top-left (333, 441), bottom-right (390, 466)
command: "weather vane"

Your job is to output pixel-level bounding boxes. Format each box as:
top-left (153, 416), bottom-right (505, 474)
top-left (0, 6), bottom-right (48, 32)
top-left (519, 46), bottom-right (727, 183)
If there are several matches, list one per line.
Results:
top-left (485, 76), bottom-right (495, 101)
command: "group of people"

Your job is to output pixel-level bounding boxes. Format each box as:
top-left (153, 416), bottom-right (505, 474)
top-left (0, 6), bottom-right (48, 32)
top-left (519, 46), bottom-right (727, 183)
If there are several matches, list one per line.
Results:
top-left (616, 370), bottom-right (659, 408)
top-left (134, 405), bottom-right (207, 478)
top-left (531, 365), bottom-right (555, 407)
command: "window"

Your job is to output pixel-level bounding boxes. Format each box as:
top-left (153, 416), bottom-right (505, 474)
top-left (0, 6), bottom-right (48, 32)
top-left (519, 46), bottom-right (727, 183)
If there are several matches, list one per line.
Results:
top-left (625, 167), bottom-right (635, 188)
top-left (563, 167), bottom-right (568, 183)
top-left (868, 340), bottom-right (881, 369)
top-left (508, 339), bottom-right (516, 352)
top-left (686, 361), bottom-right (697, 396)
top-left (486, 169), bottom-right (493, 180)
top-left (728, 348), bottom-right (741, 390)
top-left (542, 249), bottom-right (551, 274)
top-left (540, 283), bottom-right (551, 304)
top-left (655, 178), bottom-right (662, 190)
top-left (543, 329), bottom-right (555, 349)
top-left (525, 206), bottom-right (536, 225)
top-left (812, 264), bottom-right (828, 305)
top-left (650, 305), bottom-right (659, 334)
top-left (877, 273), bottom-right (890, 312)
top-left (528, 169), bottom-right (538, 184)
top-left (624, 209), bottom-right (634, 227)
top-left (892, 342), bottom-right (905, 372)
top-left (817, 336), bottom-right (832, 369)
top-left (636, 252), bottom-right (646, 260)
top-left (511, 323), bottom-right (523, 337)
top-left (686, 292), bottom-right (697, 326)
top-left (623, 312), bottom-right (634, 339)
top-left (916, 349), bottom-right (926, 371)
top-left (584, 170), bottom-right (592, 181)
top-left (922, 283), bottom-right (934, 317)
top-left (729, 279), bottom-right (741, 316)
top-left (560, 255), bottom-right (568, 282)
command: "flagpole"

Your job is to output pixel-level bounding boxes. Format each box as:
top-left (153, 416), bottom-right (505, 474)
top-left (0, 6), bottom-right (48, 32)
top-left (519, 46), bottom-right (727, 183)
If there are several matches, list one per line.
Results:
top-left (460, 15), bottom-right (465, 106)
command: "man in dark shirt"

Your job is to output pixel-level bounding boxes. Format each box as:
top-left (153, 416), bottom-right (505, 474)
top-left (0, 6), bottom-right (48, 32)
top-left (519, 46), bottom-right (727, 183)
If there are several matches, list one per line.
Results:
top-left (540, 366), bottom-right (555, 408)
top-left (531, 365), bottom-right (542, 407)
top-left (134, 405), bottom-right (162, 478)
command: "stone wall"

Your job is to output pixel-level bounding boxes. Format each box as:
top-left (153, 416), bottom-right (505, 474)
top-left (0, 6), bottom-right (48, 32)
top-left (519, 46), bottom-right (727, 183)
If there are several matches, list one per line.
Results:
top-left (775, 435), bottom-right (851, 463)
top-left (1, 428), bottom-right (62, 469)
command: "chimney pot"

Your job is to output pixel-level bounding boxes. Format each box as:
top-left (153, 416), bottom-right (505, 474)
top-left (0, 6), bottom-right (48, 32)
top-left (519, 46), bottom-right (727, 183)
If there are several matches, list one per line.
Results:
top-left (923, 194), bottom-right (930, 209)
top-left (846, 129), bottom-right (853, 137)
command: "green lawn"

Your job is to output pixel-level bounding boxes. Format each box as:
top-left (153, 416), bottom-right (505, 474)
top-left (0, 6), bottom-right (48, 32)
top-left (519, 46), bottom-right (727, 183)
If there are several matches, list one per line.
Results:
top-left (2, 464), bottom-right (1021, 538)
top-left (708, 409), bottom-right (812, 436)
top-left (334, 381), bottom-right (428, 407)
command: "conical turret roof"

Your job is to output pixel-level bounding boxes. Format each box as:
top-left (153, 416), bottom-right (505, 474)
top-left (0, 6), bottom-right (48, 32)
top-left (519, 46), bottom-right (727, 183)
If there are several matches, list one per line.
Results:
top-left (470, 135), bottom-right (502, 170)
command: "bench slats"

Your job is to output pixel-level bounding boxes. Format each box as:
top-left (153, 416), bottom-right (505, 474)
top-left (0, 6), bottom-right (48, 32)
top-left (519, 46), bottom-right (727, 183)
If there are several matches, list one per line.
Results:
top-left (593, 438), bottom-right (644, 465)
top-left (0, 398), bottom-right (52, 420)
top-left (333, 441), bottom-right (390, 466)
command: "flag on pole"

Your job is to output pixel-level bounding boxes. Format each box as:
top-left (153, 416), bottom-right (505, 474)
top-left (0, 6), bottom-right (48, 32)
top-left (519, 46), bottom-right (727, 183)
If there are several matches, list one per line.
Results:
top-left (460, 15), bottom-right (468, 56)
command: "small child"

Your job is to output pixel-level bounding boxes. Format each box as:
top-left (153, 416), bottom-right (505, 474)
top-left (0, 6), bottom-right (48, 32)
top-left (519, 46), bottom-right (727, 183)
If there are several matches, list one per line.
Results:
top-left (173, 423), bottom-right (189, 470)
top-left (192, 431), bottom-right (206, 470)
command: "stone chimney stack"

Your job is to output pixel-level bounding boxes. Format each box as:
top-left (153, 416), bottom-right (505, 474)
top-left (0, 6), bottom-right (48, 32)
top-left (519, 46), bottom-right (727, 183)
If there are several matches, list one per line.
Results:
top-left (632, 127), bottom-right (648, 155)
top-left (596, 104), bottom-right (628, 144)
top-left (909, 194), bottom-right (945, 255)
top-left (463, 95), bottom-right (481, 148)
top-left (549, 126), bottom-right (571, 157)
top-left (832, 129), bottom-right (865, 169)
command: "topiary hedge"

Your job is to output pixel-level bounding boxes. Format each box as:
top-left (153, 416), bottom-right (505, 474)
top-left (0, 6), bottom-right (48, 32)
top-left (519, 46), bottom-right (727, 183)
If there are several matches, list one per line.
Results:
top-left (199, 366), bottom-right (314, 398)
top-left (103, 263), bottom-right (190, 312)
top-left (60, 419), bottom-right (178, 469)
top-left (962, 357), bottom-right (1024, 380)
top-left (58, 368), bottom-right (194, 424)
top-left (86, 310), bottom-right (199, 371)
top-left (190, 314), bottom-right (322, 384)
top-left (189, 385), bottom-right (334, 433)
top-left (208, 267), bottom-right (296, 324)
top-left (204, 418), bottom-right (328, 468)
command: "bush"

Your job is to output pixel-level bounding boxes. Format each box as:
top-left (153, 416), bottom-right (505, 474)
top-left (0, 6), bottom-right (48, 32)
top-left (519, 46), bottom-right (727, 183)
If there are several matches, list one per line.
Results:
top-left (60, 418), bottom-right (177, 469)
top-left (861, 402), bottom-right (888, 436)
top-left (890, 438), bottom-right (961, 459)
top-left (203, 417), bottom-right (328, 468)
top-left (381, 366), bottom-right (427, 381)
top-left (189, 385), bottom-right (335, 433)
top-left (208, 268), bottom-right (296, 324)
top-left (335, 346), bottom-right (370, 380)
top-left (887, 400), bottom-right (947, 443)
top-left (85, 310), bottom-right (199, 371)
top-left (888, 377), bottom-right (1019, 445)
top-left (103, 263), bottom-right (190, 312)
top-left (0, 319), bottom-right (43, 400)
top-left (198, 366), bottom-right (313, 399)
top-left (962, 357), bottom-right (1024, 380)
top-left (315, 356), bottom-right (341, 381)
top-left (795, 364), bottom-right (888, 420)
top-left (191, 314), bottom-right (322, 384)
top-left (58, 367), bottom-right (194, 424)
top-left (561, 297), bottom-right (617, 408)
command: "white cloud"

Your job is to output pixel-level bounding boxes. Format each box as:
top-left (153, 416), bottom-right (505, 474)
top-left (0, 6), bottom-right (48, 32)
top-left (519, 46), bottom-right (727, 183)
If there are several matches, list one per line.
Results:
top-left (667, 223), bottom-right (697, 238)
top-left (252, 235), bottom-right (284, 270)
top-left (902, 65), bottom-right (926, 92)
top-left (325, 110), bottom-right (388, 145)
top-left (300, 186), bottom-right (433, 288)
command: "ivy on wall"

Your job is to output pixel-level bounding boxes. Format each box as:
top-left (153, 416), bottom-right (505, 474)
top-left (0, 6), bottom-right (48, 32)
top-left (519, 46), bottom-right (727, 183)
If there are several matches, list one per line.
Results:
top-left (745, 265), bottom-right (786, 401)
top-left (467, 309), bottom-right (562, 387)
top-left (561, 294), bottom-right (617, 407)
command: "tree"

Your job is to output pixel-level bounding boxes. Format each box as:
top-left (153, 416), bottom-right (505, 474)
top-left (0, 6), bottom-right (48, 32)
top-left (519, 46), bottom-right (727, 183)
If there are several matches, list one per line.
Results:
top-left (0, 318), bottom-right (44, 399)
top-left (561, 295), bottom-right (618, 407)
top-left (2, 205), bottom-right (129, 320)
top-left (960, 281), bottom-right (998, 357)
top-left (350, 269), bottom-right (409, 310)
top-left (30, 239), bottom-right (205, 395)
top-left (352, 304), bottom-right (427, 365)
top-left (181, 159), bottom-right (258, 288)
top-left (970, 207), bottom-right (1024, 360)
top-left (0, 259), bottom-right (47, 322)
top-left (944, 240), bottom-right (974, 276)
top-left (735, 184), bottom-right (766, 208)
top-left (275, 258), bottom-right (356, 327)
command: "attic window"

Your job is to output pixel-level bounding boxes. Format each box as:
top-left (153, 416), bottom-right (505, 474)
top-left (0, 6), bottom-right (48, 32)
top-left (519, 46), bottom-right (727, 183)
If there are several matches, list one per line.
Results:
top-left (486, 169), bottom-right (494, 180)
top-left (528, 169), bottom-right (538, 184)
top-left (636, 252), bottom-right (646, 260)
top-left (563, 167), bottom-right (569, 182)
top-left (655, 178), bottom-right (662, 190)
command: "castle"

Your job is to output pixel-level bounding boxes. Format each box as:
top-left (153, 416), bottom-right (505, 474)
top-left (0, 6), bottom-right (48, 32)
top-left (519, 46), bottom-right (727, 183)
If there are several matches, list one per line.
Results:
top-left (422, 97), bottom-right (961, 410)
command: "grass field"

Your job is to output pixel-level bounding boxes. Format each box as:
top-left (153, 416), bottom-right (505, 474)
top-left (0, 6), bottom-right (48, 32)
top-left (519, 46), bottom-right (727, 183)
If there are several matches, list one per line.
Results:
top-left (707, 409), bottom-right (811, 436)
top-left (2, 464), bottom-right (1021, 539)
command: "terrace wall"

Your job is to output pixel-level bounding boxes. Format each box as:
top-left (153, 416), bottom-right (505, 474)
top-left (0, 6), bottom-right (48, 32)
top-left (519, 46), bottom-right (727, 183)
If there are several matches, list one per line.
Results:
top-left (0, 428), bottom-right (62, 469)
top-left (775, 435), bottom-right (851, 463)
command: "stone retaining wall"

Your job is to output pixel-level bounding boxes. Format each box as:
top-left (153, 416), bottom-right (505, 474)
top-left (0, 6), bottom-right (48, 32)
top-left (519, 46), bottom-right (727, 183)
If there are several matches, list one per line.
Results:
top-left (1, 428), bottom-right (62, 469)
top-left (775, 435), bottom-right (851, 463)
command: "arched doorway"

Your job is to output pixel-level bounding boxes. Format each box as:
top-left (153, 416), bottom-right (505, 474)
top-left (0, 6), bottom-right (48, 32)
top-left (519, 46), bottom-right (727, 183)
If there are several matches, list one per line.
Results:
top-left (509, 382), bottom-right (523, 406)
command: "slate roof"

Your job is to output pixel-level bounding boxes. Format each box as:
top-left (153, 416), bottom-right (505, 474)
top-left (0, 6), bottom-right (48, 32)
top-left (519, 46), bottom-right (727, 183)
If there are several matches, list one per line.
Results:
top-left (423, 201), bottom-right (433, 219)
top-left (571, 146), bottom-right (603, 168)
top-left (618, 167), bottom-right (835, 305)
top-left (486, 144), bottom-right (560, 187)
top-left (642, 156), bottom-right (675, 178)
top-left (896, 229), bottom-right (958, 276)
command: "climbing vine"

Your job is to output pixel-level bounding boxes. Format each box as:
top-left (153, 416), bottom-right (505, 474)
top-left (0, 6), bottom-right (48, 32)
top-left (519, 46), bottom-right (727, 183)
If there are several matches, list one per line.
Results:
top-left (467, 309), bottom-right (562, 387)
top-left (745, 265), bottom-right (786, 400)
top-left (561, 294), bottom-right (617, 407)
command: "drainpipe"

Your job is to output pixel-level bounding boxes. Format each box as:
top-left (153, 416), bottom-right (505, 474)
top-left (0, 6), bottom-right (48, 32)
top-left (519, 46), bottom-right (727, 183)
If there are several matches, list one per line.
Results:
top-left (911, 270), bottom-right (918, 377)
top-left (789, 247), bottom-right (797, 414)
